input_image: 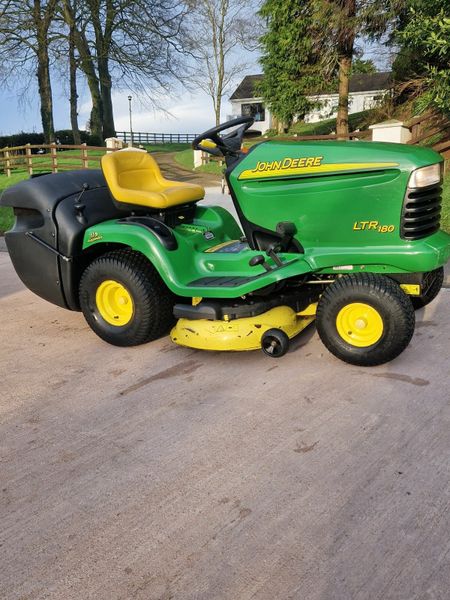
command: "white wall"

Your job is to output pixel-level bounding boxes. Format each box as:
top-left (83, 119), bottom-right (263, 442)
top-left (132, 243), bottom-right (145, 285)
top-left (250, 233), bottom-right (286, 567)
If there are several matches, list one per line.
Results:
top-left (230, 98), bottom-right (273, 134)
top-left (304, 90), bottom-right (387, 123)
top-left (231, 89), bottom-right (387, 131)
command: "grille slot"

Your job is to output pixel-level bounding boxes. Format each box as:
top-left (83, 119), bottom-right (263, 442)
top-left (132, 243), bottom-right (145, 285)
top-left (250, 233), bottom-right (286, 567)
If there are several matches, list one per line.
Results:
top-left (401, 183), bottom-right (442, 240)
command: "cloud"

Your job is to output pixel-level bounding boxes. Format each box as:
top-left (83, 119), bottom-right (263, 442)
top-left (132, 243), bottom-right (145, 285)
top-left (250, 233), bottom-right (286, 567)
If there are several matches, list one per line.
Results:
top-left (78, 90), bottom-right (233, 135)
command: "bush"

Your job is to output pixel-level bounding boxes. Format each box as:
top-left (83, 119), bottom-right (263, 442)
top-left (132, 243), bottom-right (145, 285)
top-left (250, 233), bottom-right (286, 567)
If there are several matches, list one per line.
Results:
top-left (0, 130), bottom-right (103, 149)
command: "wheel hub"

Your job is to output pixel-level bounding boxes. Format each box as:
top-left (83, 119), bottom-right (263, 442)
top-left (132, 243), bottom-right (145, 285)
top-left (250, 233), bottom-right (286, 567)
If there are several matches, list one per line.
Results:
top-left (336, 302), bottom-right (383, 347)
top-left (95, 279), bottom-right (134, 326)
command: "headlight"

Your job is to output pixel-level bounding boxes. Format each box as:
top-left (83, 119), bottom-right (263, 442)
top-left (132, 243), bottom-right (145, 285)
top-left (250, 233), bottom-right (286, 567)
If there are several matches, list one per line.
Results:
top-left (408, 164), bottom-right (442, 188)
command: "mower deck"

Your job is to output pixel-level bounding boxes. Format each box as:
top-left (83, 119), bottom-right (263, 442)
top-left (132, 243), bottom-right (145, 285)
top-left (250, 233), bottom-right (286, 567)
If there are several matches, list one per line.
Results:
top-left (171, 304), bottom-right (317, 352)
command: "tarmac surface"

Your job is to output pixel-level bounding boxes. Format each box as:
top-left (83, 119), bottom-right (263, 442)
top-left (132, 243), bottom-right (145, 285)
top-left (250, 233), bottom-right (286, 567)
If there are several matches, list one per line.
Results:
top-left (1, 189), bottom-right (450, 600)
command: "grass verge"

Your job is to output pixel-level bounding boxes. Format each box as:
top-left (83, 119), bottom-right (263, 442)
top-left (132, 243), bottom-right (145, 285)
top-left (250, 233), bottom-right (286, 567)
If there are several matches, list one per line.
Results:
top-left (144, 143), bottom-right (191, 153)
top-left (442, 171), bottom-right (450, 234)
top-left (289, 109), bottom-right (373, 136)
top-left (174, 148), bottom-right (223, 176)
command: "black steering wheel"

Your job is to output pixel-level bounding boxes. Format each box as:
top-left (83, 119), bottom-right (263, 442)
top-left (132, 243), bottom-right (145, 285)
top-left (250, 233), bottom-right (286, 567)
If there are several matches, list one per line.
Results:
top-left (193, 116), bottom-right (254, 158)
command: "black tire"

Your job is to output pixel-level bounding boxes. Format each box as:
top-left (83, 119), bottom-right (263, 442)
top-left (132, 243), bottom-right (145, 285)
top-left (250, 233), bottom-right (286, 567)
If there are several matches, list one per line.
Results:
top-left (316, 273), bottom-right (415, 366)
top-left (261, 328), bottom-right (290, 358)
top-left (411, 267), bottom-right (444, 310)
top-left (79, 249), bottom-right (176, 346)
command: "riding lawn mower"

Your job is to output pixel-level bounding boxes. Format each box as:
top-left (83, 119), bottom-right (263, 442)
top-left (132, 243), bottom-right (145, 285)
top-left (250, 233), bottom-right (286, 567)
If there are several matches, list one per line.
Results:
top-left (2, 116), bottom-right (449, 365)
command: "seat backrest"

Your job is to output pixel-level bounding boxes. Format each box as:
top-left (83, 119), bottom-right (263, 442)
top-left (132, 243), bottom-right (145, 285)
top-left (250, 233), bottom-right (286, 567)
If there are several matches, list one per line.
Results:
top-left (101, 150), bottom-right (163, 204)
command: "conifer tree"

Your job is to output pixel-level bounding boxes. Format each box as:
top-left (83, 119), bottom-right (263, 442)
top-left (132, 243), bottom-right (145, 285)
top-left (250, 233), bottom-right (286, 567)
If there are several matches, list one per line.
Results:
top-left (258, 0), bottom-right (323, 131)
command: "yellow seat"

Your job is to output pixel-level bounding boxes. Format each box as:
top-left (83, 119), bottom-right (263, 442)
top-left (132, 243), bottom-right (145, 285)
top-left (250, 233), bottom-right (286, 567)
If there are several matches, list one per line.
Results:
top-left (101, 150), bottom-right (205, 210)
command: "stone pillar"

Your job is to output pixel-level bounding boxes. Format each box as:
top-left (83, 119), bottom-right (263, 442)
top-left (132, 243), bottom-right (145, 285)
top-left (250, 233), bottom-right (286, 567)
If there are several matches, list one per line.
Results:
top-left (105, 137), bottom-right (124, 151)
top-left (369, 120), bottom-right (412, 143)
top-left (193, 149), bottom-right (204, 168)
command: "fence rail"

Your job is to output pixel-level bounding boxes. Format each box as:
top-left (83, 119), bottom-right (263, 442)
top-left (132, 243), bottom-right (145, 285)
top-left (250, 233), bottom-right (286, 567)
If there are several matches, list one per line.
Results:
top-left (405, 110), bottom-right (450, 161)
top-left (116, 131), bottom-right (198, 145)
top-left (0, 143), bottom-right (116, 177)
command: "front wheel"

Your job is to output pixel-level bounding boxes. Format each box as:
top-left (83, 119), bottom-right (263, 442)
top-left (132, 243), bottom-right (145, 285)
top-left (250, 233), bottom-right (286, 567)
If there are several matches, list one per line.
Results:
top-left (316, 274), bottom-right (415, 366)
top-left (79, 249), bottom-right (176, 346)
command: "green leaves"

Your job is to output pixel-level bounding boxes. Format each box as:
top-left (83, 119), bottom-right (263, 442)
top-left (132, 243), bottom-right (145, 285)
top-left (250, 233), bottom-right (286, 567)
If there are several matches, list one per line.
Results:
top-left (258, 0), bottom-right (324, 126)
top-left (400, 2), bottom-right (450, 115)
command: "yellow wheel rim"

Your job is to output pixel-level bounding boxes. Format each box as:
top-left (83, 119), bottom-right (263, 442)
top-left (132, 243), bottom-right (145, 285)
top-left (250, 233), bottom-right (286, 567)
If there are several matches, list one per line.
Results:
top-left (95, 279), bottom-right (134, 326)
top-left (336, 302), bottom-right (383, 347)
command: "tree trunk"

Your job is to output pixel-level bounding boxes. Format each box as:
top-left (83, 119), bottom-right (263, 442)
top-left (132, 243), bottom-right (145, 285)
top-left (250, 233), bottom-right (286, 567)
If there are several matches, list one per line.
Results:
top-left (36, 43), bottom-right (55, 143)
top-left (335, 0), bottom-right (356, 140)
top-left (63, 0), bottom-right (103, 143)
top-left (214, 95), bottom-right (221, 126)
top-left (69, 25), bottom-right (81, 145)
top-left (33, 0), bottom-right (55, 143)
top-left (336, 55), bottom-right (352, 139)
top-left (98, 57), bottom-right (116, 138)
top-left (87, 86), bottom-right (103, 144)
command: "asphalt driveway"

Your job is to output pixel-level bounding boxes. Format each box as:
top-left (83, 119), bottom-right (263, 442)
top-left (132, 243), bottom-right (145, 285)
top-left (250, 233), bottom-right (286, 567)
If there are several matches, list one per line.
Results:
top-left (1, 192), bottom-right (450, 600)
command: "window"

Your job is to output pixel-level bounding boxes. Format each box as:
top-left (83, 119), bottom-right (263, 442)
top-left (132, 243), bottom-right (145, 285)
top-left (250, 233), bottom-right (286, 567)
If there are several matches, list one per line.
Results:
top-left (241, 103), bottom-right (266, 122)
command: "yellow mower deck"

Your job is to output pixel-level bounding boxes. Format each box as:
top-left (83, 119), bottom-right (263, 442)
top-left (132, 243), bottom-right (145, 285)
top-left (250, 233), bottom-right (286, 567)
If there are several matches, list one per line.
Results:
top-left (170, 304), bottom-right (317, 352)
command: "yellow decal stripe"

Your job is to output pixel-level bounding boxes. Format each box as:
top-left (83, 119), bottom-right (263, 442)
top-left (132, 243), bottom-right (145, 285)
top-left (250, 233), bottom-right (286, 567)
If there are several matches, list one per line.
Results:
top-left (204, 240), bottom-right (237, 253)
top-left (238, 162), bottom-right (399, 180)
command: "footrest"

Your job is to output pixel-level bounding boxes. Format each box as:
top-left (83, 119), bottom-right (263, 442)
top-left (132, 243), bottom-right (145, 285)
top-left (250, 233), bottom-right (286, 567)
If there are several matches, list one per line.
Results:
top-left (187, 275), bottom-right (261, 288)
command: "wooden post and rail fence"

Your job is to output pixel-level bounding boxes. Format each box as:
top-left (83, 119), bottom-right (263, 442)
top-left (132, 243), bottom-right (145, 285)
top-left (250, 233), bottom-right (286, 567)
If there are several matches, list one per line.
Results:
top-left (404, 111), bottom-right (450, 162)
top-left (116, 131), bottom-right (198, 145)
top-left (1, 115), bottom-right (449, 178)
top-left (0, 143), bottom-right (117, 177)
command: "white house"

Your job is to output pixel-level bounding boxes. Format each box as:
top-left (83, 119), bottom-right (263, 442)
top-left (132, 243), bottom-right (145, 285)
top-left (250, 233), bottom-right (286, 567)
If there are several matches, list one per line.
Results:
top-left (229, 72), bottom-right (392, 133)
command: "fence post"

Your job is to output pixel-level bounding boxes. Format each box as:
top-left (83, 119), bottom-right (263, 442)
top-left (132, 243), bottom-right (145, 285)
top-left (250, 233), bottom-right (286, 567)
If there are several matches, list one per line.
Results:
top-left (25, 143), bottom-right (33, 176)
top-left (4, 148), bottom-right (11, 177)
top-left (81, 143), bottom-right (88, 169)
top-left (50, 143), bottom-right (58, 173)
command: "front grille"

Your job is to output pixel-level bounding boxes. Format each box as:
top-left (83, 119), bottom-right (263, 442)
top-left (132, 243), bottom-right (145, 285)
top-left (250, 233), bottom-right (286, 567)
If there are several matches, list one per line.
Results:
top-left (401, 183), bottom-right (442, 240)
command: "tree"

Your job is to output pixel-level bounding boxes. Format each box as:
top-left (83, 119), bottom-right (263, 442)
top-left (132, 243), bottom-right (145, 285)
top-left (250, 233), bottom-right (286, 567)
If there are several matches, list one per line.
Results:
top-left (351, 58), bottom-right (377, 74)
top-left (68, 22), bottom-right (81, 145)
top-left (312, 0), bottom-right (404, 138)
top-left (185, 0), bottom-right (256, 126)
top-left (258, 0), bottom-right (324, 131)
top-left (258, 1), bottom-right (400, 137)
top-left (0, 0), bottom-right (58, 142)
top-left (398, 0), bottom-right (450, 116)
top-left (62, 0), bottom-right (187, 141)
top-left (61, 0), bottom-right (103, 142)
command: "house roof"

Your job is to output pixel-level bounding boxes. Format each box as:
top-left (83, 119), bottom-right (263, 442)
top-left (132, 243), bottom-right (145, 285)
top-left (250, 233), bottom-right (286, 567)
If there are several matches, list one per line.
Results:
top-left (230, 75), bottom-right (264, 100)
top-left (230, 72), bottom-right (392, 100)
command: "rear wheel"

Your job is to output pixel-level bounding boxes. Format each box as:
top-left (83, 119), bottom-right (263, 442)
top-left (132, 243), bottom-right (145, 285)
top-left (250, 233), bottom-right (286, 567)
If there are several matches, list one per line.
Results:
top-left (316, 273), bottom-right (415, 366)
top-left (411, 267), bottom-right (444, 310)
top-left (79, 249), bottom-right (176, 346)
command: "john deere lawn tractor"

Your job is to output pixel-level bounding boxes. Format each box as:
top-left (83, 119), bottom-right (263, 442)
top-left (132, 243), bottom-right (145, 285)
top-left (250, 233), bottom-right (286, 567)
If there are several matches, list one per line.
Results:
top-left (2, 117), bottom-right (449, 365)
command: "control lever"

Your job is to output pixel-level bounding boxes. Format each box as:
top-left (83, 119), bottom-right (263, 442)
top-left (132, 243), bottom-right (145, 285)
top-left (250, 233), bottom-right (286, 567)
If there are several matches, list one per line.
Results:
top-left (74, 182), bottom-right (89, 225)
top-left (266, 243), bottom-right (283, 267)
top-left (249, 254), bottom-right (272, 272)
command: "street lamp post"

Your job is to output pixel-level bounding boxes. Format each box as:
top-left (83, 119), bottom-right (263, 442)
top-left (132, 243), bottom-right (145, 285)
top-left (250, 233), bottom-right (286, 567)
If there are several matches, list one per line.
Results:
top-left (128, 95), bottom-right (133, 146)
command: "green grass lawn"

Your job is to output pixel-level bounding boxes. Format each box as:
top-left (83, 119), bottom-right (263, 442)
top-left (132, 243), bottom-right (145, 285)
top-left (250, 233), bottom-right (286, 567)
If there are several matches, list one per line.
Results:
top-left (144, 142), bottom-right (191, 153)
top-left (174, 148), bottom-right (224, 176)
top-left (289, 109), bottom-right (373, 136)
top-left (442, 171), bottom-right (450, 233)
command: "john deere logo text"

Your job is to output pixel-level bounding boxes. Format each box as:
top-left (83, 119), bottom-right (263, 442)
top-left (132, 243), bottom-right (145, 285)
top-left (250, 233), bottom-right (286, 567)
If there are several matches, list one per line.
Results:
top-left (88, 231), bottom-right (103, 242)
top-left (238, 158), bottom-right (400, 180)
top-left (252, 156), bottom-right (323, 173)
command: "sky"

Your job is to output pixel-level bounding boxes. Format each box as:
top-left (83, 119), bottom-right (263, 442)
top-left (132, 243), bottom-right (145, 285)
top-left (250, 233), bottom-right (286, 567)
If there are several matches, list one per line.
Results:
top-left (0, 80), bottom-right (238, 137)
top-left (0, 40), bottom-right (388, 138)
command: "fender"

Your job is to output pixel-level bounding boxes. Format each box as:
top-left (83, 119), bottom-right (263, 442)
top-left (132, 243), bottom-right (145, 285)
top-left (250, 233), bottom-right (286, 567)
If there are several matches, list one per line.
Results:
top-left (83, 220), bottom-right (193, 295)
